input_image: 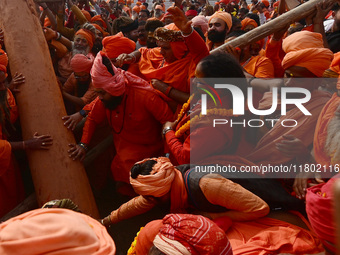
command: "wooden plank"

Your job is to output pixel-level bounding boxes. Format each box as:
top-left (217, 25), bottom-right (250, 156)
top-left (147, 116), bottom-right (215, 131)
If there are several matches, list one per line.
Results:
top-left (0, 0), bottom-right (99, 218)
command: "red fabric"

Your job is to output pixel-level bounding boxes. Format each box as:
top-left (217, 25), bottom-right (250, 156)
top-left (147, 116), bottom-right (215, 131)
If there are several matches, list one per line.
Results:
top-left (80, 87), bottom-right (174, 183)
top-left (306, 175), bottom-right (338, 253)
top-left (157, 214), bottom-right (233, 255)
top-left (91, 52), bottom-right (152, 97)
top-left (136, 220), bottom-right (163, 255)
top-left (0, 90), bottom-right (25, 218)
top-left (226, 216), bottom-right (324, 254)
top-left (313, 93), bottom-right (340, 166)
top-left (91, 15), bottom-right (107, 29)
top-left (185, 10), bottom-right (198, 17)
top-left (0, 49), bottom-right (8, 74)
top-left (102, 33), bottom-right (136, 59)
top-left (70, 54), bottom-right (94, 73)
top-left (75, 29), bottom-right (95, 50)
top-left (265, 38), bottom-right (285, 77)
top-left (261, 0), bottom-right (270, 7)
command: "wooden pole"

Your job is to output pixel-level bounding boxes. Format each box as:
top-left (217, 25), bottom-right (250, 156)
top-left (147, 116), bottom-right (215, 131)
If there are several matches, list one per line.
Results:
top-left (211, 0), bottom-right (337, 53)
top-left (0, 0), bottom-right (99, 218)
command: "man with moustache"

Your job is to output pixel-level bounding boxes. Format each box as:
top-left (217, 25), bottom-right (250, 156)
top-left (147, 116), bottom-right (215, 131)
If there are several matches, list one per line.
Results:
top-left (68, 52), bottom-right (174, 186)
top-left (206, 11), bottom-right (232, 51)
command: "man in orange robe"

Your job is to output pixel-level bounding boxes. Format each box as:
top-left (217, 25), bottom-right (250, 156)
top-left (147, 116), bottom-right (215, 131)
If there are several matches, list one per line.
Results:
top-left (68, 52), bottom-right (174, 185)
top-left (116, 7), bottom-right (209, 113)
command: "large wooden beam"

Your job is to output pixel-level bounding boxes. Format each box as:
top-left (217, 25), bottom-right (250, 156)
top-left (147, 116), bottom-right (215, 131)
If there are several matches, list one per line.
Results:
top-left (0, 0), bottom-right (99, 218)
top-left (211, 0), bottom-right (338, 53)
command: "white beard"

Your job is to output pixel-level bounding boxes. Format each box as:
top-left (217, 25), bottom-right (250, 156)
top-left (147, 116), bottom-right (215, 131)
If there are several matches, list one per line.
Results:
top-left (325, 104), bottom-right (340, 163)
top-left (72, 45), bottom-right (90, 57)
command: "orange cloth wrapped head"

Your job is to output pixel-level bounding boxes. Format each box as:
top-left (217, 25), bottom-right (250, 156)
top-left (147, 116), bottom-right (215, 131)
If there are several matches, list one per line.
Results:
top-left (261, 0), bottom-right (270, 7)
top-left (102, 33), bottom-right (136, 59)
top-left (75, 28), bottom-right (95, 50)
top-left (192, 16), bottom-right (209, 35)
top-left (91, 15), bottom-right (107, 29)
top-left (209, 11), bottom-right (232, 32)
top-left (0, 208), bottom-right (116, 255)
top-left (130, 157), bottom-right (188, 212)
top-left (71, 54), bottom-right (94, 73)
top-left (92, 23), bottom-right (105, 37)
top-left (282, 31), bottom-right (333, 77)
top-left (133, 5), bottom-right (141, 13)
top-left (82, 10), bottom-right (92, 22)
top-left (154, 27), bottom-right (188, 60)
top-left (0, 49), bottom-right (8, 74)
top-left (220, 0), bottom-right (230, 4)
top-left (241, 17), bottom-right (258, 30)
top-left (153, 214), bottom-right (233, 255)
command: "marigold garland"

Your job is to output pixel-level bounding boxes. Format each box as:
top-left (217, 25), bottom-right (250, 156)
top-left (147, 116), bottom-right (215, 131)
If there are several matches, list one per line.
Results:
top-left (127, 227), bottom-right (144, 255)
top-left (175, 108), bottom-right (234, 138)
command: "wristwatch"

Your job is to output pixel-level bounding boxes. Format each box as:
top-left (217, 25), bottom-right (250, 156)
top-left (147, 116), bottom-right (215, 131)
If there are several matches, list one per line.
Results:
top-left (162, 126), bottom-right (173, 135)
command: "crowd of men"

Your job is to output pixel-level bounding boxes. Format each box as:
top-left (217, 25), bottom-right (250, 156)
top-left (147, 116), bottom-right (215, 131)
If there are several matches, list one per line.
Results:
top-left (0, 0), bottom-right (339, 254)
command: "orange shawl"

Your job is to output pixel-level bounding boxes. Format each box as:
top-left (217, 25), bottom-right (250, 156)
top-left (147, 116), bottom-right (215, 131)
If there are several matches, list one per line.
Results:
top-left (137, 47), bottom-right (195, 100)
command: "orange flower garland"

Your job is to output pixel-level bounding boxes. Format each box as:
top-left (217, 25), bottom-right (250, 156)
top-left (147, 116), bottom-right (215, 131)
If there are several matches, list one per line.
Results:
top-left (175, 108), bottom-right (234, 138)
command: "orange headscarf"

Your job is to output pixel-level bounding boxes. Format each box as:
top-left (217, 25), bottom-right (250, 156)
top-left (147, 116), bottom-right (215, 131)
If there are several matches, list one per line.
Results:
top-left (75, 29), bottom-right (95, 50)
top-left (91, 15), bottom-right (107, 29)
top-left (0, 49), bottom-right (8, 74)
top-left (70, 54), bottom-right (94, 73)
top-left (133, 5), bottom-right (141, 13)
top-left (92, 23), bottom-right (105, 37)
top-left (282, 31), bottom-right (333, 77)
top-left (102, 33), bottom-right (136, 59)
top-left (241, 17), bottom-right (258, 30)
top-left (130, 157), bottom-right (188, 212)
top-left (81, 10), bottom-right (92, 22)
top-left (261, 0), bottom-right (270, 7)
top-left (0, 208), bottom-right (116, 255)
top-left (209, 11), bottom-right (232, 32)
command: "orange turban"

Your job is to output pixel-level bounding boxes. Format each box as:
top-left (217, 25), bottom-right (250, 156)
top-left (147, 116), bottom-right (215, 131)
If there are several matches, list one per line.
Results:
top-left (133, 5), bottom-right (141, 13)
top-left (91, 52), bottom-right (151, 96)
top-left (261, 0), bottom-right (270, 7)
top-left (102, 33), bottom-right (136, 59)
top-left (241, 17), bottom-right (258, 30)
top-left (92, 23), bottom-right (105, 37)
top-left (0, 49), bottom-right (8, 74)
top-left (81, 10), bottom-right (92, 22)
top-left (273, 0), bottom-right (280, 7)
top-left (71, 54), bottom-right (94, 73)
top-left (282, 31), bottom-right (324, 53)
top-left (209, 11), bottom-right (232, 32)
top-left (0, 208), bottom-right (116, 255)
top-left (75, 29), bottom-right (95, 50)
top-left (282, 31), bottom-right (334, 77)
top-left (130, 157), bottom-right (188, 212)
top-left (154, 214), bottom-right (233, 255)
top-left (141, 5), bottom-right (147, 10)
top-left (91, 15), bottom-right (107, 29)
top-left (136, 1), bottom-right (142, 5)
